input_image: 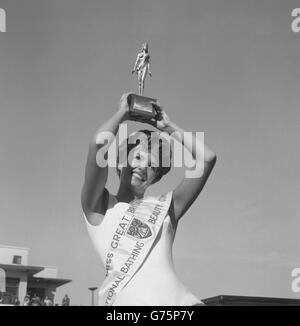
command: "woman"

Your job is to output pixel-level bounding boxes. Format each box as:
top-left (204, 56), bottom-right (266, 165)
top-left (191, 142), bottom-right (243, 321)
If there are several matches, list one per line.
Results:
top-left (81, 93), bottom-right (216, 306)
top-left (22, 295), bottom-right (31, 306)
top-left (131, 43), bottom-right (152, 96)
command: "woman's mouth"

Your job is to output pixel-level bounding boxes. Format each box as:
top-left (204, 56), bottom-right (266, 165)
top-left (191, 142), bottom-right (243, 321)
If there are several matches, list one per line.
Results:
top-left (132, 171), bottom-right (145, 181)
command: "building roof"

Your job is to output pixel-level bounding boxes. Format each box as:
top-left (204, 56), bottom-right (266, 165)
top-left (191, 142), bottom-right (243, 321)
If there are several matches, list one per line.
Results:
top-left (28, 277), bottom-right (72, 287)
top-left (0, 263), bottom-right (44, 276)
top-left (0, 244), bottom-right (29, 251)
top-left (0, 263), bottom-right (72, 287)
top-left (0, 246), bottom-right (72, 289)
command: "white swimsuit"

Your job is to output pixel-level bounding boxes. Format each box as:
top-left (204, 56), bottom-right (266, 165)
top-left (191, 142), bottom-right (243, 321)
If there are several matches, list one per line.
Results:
top-left (84, 192), bottom-right (201, 306)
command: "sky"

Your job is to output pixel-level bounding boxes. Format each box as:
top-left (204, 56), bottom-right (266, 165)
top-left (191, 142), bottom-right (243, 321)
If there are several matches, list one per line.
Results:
top-left (0, 0), bottom-right (300, 305)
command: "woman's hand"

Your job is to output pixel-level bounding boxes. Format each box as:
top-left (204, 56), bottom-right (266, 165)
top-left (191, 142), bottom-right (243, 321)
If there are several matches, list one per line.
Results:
top-left (148, 102), bottom-right (172, 132)
top-left (132, 101), bottom-right (172, 132)
top-left (119, 96), bottom-right (172, 132)
top-left (117, 92), bottom-right (133, 122)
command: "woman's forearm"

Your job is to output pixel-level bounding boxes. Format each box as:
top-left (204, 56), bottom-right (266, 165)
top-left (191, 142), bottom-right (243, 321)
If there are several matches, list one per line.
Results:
top-left (165, 121), bottom-right (216, 164)
top-left (94, 109), bottom-right (126, 147)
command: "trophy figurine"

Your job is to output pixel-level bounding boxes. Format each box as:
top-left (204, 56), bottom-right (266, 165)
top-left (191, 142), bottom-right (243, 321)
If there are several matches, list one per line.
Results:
top-left (128, 42), bottom-right (158, 120)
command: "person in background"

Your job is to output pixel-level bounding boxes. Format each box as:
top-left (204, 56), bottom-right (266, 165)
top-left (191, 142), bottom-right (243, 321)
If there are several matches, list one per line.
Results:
top-left (31, 293), bottom-right (41, 306)
top-left (14, 297), bottom-right (20, 306)
top-left (62, 294), bottom-right (70, 306)
top-left (23, 295), bottom-right (31, 306)
top-left (0, 292), bottom-right (4, 304)
top-left (44, 296), bottom-right (53, 306)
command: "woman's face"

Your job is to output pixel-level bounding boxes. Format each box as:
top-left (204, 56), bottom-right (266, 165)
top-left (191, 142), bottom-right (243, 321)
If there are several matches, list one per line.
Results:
top-left (119, 146), bottom-right (159, 195)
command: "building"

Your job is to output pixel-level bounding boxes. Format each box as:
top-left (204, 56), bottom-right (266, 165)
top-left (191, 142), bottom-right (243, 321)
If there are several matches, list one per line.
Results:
top-left (0, 244), bottom-right (71, 305)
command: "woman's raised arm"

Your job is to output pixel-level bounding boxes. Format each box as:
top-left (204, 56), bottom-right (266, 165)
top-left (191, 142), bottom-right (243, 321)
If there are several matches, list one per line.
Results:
top-left (150, 104), bottom-right (217, 221)
top-left (81, 93), bottom-right (131, 223)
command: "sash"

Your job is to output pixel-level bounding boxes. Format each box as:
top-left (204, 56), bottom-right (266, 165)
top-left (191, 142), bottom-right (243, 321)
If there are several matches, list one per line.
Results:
top-left (98, 191), bottom-right (172, 306)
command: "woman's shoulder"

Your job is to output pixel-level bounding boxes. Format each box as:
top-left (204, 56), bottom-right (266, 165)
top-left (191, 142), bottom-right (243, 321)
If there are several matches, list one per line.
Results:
top-left (83, 191), bottom-right (119, 227)
top-left (107, 192), bottom-right (118, 208)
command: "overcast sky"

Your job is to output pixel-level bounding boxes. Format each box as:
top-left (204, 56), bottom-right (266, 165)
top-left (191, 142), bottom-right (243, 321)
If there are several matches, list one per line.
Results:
top-left (0, 0), bottom-right (300, 305)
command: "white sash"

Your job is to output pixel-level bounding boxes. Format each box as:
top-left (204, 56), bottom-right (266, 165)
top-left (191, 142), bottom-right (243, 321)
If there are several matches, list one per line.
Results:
top-left (98, 191), bottom-right (172, 306)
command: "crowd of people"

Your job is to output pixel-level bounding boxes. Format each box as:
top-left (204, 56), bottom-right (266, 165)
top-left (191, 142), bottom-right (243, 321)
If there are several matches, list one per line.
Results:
top-left (0, 292), bottom-right (70, 306)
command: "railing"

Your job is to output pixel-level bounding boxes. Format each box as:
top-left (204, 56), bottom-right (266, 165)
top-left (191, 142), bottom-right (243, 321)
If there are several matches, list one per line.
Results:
top-left (202, 295), bottom-right (300, 306)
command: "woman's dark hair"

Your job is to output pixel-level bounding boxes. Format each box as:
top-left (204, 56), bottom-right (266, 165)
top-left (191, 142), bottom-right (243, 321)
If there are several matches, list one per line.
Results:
top-left (116, 129), bottom-right (172, 184)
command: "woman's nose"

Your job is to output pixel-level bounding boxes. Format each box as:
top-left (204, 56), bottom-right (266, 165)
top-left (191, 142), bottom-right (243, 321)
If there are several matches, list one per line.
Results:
top-left (131, 157), bottom-right (146, 169)
top-left (131, 158), bottom-right (141, 169)
top-left (130, 157), bottom-right (138, 168)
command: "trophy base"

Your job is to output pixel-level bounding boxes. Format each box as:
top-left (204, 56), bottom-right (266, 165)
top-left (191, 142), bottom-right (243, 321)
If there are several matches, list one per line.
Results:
top-left (128, 94), bottom-right (157, 120)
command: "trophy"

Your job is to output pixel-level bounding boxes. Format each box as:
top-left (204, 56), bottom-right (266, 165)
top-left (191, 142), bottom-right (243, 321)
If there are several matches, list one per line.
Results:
top-left (128, 42), bottom-right (158, 120)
